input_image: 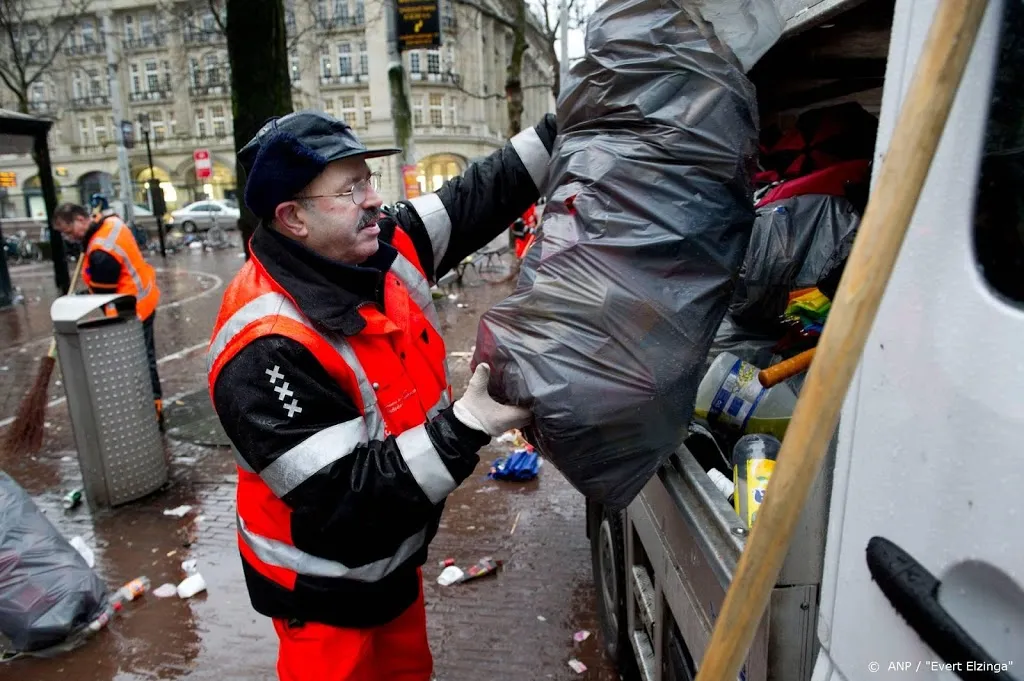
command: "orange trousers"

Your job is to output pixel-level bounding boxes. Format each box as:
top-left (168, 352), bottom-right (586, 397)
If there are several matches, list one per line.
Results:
top-left (273, 580), bottom-right (432, 681)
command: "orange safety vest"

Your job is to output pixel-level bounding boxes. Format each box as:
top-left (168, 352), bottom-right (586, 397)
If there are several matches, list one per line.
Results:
top-left (206, 228), bottom-right (452, 591)
top-left (84, 215), bottom-right (160, 321)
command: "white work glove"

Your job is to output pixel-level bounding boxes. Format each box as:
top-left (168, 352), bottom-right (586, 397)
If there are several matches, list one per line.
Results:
top-left (452, 363), bottom-right (532, 437)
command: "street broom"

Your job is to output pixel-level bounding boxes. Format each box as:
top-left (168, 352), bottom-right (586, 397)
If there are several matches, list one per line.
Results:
top-left (3, 254), bottom-right (85, 457)
top-left (694, 1), bottom-right (989, 679)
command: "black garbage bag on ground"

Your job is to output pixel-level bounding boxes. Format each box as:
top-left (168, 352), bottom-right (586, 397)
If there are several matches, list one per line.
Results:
top-left (475, 0), bottom-right (772, 509)
top-left (0, 473), bottom-right (106, 653)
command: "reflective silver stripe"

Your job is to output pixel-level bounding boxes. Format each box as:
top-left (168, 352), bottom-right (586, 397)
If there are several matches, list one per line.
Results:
top-left (389, 254), bottom-right (452, 390)
top-left (237, 514), bottom-right (428, 582)
top-left (94, 220), bottom-right (152, 300)
top-left (206, 292), bottom-right (299, 374)
top-left (407, 193), bottom-right (452, 267)
top-left (426, 391), bottom-right (451, 420)
top-left (396, 424), bottom-right (456, 504)
top-left (321, 332), bottom-right (387, 441)
top-left (232, 445), bottom-right (256, 473)
top-left (259, 418), bottom-right (368, 497)
top-left (509, 126), bottom-right (551, 192)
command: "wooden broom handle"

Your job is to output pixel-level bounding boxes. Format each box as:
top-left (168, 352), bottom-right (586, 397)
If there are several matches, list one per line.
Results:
top-left (695, 2), bottom-right (989, 679)
top-left (46, 254), bottom-right (86, 360)
top-left (758, 348), bottom-right (816, 388)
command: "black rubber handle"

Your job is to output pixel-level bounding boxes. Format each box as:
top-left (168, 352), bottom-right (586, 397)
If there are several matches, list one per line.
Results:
top-left (866, 536), bottom-right (1016, 681)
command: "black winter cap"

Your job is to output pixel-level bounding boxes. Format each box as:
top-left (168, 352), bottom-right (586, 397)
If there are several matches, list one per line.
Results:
top-left (239, 110), bottom-right (400, 221)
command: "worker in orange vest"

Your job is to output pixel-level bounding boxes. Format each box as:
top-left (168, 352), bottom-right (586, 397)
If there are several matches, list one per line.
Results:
top-left (53, 200), bottom-right (164, 429)
top-left (207, 110), bottom-right (555, 680)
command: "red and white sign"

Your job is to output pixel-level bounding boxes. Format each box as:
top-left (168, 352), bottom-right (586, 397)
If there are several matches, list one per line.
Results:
top-left (193, 149), bottom-right (212, 180)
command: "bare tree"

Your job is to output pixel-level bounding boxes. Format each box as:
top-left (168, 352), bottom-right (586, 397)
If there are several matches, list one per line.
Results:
top-left (505, 0), bottom-right (527, 138)
top-left (530, 0), bottom-right (585, 98)
top-left (0, 0), bottom-right (94, 113)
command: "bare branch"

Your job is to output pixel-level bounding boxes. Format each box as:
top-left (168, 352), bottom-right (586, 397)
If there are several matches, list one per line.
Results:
top-left (208, 0), bottom-right (226, 34)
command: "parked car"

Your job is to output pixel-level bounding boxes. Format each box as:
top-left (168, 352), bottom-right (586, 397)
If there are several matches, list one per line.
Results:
top-left (171, 200), bottom-right (240, 233)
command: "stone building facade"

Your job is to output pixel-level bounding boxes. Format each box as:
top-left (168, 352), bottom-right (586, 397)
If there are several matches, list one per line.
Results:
top-left (0, 0), bottom-right (556, 218)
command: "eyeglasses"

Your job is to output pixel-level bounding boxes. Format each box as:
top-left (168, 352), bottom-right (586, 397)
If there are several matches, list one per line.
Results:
top-left (297, 172), bottom-right (381, 206)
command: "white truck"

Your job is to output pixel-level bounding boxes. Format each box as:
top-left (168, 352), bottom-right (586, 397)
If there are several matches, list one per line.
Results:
top-left (586, 0), bottom-right (1024, 679)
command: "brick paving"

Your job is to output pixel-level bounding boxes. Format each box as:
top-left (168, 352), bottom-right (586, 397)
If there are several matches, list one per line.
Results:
top-left (1, 248), bottom-right (619, 681)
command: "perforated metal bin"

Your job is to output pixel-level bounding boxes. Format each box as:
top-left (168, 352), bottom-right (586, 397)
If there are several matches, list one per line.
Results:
top-left (51, 294), bottom-right (167, 509)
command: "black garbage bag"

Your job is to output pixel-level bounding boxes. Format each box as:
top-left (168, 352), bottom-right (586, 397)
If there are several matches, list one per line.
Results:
top-left (0, 473), bottom-right (106, 653)
top-left (475, 0), bottom-right (773, 509)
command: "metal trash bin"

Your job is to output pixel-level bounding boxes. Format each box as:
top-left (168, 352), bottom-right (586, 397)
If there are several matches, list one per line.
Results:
top-left (51, 294), bottom-right (167, 509)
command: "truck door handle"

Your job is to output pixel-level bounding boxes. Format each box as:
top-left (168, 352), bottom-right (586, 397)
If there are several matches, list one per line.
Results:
top-left (866, 536), bottom-right (1015, 681)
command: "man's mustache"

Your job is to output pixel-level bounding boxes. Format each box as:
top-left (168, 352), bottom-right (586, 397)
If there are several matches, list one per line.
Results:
top-left (357, 211), bottom-right (379, 231)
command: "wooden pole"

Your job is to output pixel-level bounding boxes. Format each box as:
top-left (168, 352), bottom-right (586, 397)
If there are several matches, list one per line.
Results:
top-left (694, 1), bottom-right (990, 678)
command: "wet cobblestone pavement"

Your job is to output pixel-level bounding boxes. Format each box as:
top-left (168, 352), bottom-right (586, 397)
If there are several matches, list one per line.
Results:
top-left (0, 247), bottom-right (619, 681)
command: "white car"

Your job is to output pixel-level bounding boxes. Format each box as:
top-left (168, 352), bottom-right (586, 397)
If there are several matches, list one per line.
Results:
top-left (171, 200), bottom-right (240, 233)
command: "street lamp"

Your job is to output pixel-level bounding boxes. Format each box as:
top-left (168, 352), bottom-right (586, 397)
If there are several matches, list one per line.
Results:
top-left (137, 113), bottom-right (167, 258)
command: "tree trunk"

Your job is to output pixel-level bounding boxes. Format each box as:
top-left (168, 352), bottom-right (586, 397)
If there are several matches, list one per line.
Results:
top-left (546, 40), bottom-right (560, 101)
top-left (226, 0), bottom-right (293, 257)
top-left (505, 0), bottom-right (528, 139)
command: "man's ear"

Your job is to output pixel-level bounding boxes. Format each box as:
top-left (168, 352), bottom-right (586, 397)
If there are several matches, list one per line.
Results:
top-left (273, 201), bottom-right (308, 239)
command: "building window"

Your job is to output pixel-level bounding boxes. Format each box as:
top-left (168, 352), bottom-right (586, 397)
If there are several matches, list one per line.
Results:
top-left (413, 97), bottom-right (423, 126)
top-left (285, 0), bottom-right (296, 29)
top-left (320, 49), bottom-right (332, 80)
top-left (151, 111), bottom-right (165, 141)
top-left (334, 0), bottom-right (349, 24)
top-left (88, 69), bottom-right (103, 97)
top-left (323, 97), bottom-right (334, 118)
top-left (81, 20), bottom-right (95, 46)
top-left (202, 11), bottom-right (216, 33)
top-left (290, 54), bottom-right (300, 83)
top-left (72, 73), bottom-right (84, 99)
top-left (125, 15), bottom-right (135, 42)
top-left (448, 95), bottom-right (458, 126)
top-left (338, 42), bottom-right (352, 76)
top-left (29, 82), bottom-right (46, 104)
top-left (355, 0), bottom-right (365, 24)
top-left (361, 96), bottom-right (371, 128)
top-left (189, 58), bottom-right (200, 87)
top-left (409, 51), bottom-right (421, 74)
top-left (340, 96), bottom-right (357, 126)
top-left (167, 111), bottom-right (176, 137)
top-left (195, 107), bottom-right (207, 137)
top-left (429, 94), bottom-right (443, 127)
top-left (212, 105), bottom-right (227, 137)
top-left (130, 64), bottom-right (141, 94)
top-left (427, 49), bottom-right (441, 74)
top-left (358, 41), bottom-right (368, 75)
top-left (140, 13), bottom-right (154, 39)
top-left (94, 116), bottom-right (107, 144)
top-left (79, 118), bottom-right (90, 146)
top-left (317, 0), bottom-right (328, 24)
top-left (145, 60), bottom-right (159, 91)
top-left (205, 54), bottom-right (221, 85)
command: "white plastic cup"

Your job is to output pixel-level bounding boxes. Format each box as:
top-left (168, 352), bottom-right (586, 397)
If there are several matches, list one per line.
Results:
top-left (176, 573), bottom-right (207, 599)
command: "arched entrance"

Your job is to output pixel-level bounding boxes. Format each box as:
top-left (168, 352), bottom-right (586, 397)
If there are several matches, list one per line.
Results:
top-left (77, 170), bottom-right (115, 205)
top-left (182, 161), bottom-right (235, 204)
top-left (135, 166), bottom-right (179, 211)
top-left (22, 175), bottom-right (63, 219)
top-left (416, 154), bottom-right (465, 194)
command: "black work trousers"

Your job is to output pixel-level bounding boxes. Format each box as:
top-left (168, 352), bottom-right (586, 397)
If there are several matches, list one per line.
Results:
top-left (142, 312), bottom-right (162, 400)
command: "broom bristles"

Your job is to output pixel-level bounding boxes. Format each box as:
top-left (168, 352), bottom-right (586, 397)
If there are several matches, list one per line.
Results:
top-left (2, 356), bottom-right (57, 457)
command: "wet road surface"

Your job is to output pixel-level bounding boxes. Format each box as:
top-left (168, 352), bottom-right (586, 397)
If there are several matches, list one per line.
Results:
top-left (0, 246), bottom-right (620, 680)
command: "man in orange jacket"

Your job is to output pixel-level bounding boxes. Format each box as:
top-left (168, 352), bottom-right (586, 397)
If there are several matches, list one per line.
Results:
top-left (54, 201), bottom-right (164, 429)
top-left (208, 110), bottom-right (555, 680)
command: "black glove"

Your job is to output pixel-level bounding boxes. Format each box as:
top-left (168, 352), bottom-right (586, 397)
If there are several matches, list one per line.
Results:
top-left (534, 113), bottom-right (557, 153)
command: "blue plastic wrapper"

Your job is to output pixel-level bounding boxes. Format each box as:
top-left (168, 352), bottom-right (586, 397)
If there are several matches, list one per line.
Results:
top-left (489, 449), bottom-right (541, 482)
top-left (475, 0), bottom-right (768, 509)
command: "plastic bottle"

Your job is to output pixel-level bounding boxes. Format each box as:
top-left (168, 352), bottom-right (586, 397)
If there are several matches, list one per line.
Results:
top-left (113, 576), bottom-right (150, 605)
top-left (732, 434), bottom-right (781, 528)
top-left (694, 352), bottom-right (797, 439)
